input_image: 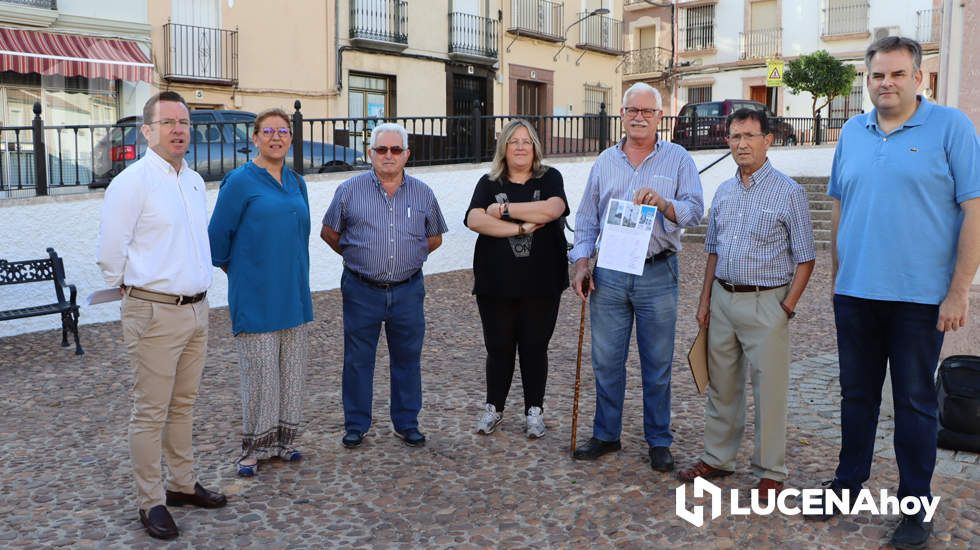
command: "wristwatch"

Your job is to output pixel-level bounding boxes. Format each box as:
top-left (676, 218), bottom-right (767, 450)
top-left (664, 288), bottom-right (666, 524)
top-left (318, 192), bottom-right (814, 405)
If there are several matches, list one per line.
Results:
top-left (517, 222), bottom-right (525, 236)
top-left (780, 302), bottom-right (796, 319)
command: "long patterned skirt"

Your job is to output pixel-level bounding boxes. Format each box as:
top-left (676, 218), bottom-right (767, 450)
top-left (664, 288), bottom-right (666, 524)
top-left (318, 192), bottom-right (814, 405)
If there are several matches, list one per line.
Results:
top-left (234, 323), bottom-right (310, 460)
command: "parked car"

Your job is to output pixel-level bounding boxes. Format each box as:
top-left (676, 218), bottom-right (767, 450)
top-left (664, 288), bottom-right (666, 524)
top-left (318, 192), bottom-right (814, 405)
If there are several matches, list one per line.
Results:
top-left (91, 109), bottom-right (364, 185)
top-left (671, 99), bottom-right (798, 150)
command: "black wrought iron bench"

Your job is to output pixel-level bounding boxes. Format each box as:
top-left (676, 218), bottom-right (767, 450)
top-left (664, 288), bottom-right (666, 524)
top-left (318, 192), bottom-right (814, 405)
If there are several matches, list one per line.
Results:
top-left (0, 247), bottom-right (83, 355)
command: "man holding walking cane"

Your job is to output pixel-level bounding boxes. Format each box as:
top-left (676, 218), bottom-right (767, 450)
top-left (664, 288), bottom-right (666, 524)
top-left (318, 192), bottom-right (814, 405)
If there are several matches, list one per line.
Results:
top-left (569, 83), bottom-right (704, 471)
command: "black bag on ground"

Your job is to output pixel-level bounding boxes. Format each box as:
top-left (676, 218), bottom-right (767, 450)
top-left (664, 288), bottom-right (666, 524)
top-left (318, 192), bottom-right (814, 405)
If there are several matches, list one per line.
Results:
top-left (936, 355), bottom-right (980, 453)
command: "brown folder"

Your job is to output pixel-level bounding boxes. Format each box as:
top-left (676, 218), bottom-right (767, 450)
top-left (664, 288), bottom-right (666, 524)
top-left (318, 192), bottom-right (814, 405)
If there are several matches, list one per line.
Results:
top-left (687, 327), bottom-right (709, 394)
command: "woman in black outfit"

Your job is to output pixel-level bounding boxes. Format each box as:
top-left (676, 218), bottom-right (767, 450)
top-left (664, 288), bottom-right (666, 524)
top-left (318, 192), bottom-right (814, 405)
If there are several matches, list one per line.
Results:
top-left (465, 119), bottom-right (569, 438)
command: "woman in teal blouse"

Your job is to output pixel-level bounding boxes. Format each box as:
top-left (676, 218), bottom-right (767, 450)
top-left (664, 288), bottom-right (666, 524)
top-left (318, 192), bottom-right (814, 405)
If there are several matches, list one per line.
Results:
top-left (208, 108), bottom-right (313, 477)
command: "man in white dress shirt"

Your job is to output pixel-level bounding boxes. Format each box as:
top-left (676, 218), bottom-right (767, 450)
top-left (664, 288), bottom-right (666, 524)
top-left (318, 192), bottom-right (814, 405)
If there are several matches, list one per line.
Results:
top-left (97, 92), bottom-right (226, 541)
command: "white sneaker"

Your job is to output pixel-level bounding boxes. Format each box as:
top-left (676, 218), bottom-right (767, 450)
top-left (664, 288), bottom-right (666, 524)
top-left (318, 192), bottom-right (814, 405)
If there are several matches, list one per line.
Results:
top-left (475, 403), bottom-right (502, 434)
top-left (525, 406), bottom-right (545, 439)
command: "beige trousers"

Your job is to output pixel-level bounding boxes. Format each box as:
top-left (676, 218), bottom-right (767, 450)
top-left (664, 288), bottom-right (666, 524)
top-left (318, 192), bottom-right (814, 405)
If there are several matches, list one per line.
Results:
top-left (702, 280), bottom-right (790, 481)
top-left (121, 294), bottom-right (208, 510)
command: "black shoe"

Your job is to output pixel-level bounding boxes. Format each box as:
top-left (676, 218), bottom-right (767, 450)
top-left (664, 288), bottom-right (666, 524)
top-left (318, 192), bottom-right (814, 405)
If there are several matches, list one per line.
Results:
top-left (572, 437), bottom-right (622, 461)
top-left (649, 446), bottom-right (675, 472)
top-left (342, 430), bottom-right (366, 449)
top-left (803, 479), bottom-right (851, 522)
top-left (395, 428), bottom-right (426, 447)
top-left (165, 482), bottom-right (228, 509)
top-left (889, 510), bottom-right (932, 550)
top-left (139, 505), bottom-right (179, 540)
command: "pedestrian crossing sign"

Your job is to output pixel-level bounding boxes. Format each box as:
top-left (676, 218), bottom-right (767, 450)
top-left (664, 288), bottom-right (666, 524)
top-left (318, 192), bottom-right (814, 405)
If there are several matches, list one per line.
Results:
top-left (767, 59), bottom-right (784, 87)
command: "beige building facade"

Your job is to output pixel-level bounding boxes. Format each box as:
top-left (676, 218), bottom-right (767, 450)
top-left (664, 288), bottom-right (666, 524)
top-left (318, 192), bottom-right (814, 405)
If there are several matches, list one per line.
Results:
top-left (146, 0), bottom-right (624, 122)
top-left (148, 0), bottom-right (336, 116)
top-left (938, 0), bottom-right (979, 125)
top-left (331, 1), bottom-right (624, 120)
top-left (500, 0), bottom-right (624, 119)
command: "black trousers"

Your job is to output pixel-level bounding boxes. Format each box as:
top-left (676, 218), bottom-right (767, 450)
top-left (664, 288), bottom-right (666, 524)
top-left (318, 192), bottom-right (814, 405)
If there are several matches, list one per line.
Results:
top-left (476, 294), bottom-right (562, 414)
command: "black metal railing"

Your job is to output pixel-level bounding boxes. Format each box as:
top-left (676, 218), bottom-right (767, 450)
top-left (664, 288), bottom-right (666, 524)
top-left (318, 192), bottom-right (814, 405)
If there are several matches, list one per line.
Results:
top-left (822, 0), bottom-right (869, 36)
top-left (3, 102), bottom-right (852, 199)
top-left (1, 0), bottom-right (56, 8)
top-left (508, 0), bottom-right (563, 42)
top-left (350, 0), bottom-right (408, 44)
top-left (668, 112), bottom-right (846, 151)
top-left (577, 12), bottom-right (623, 53)
top-left (449, 12), bottom-right (498, 58)
top-left (163, 22), bottom-right (238, 84)
top-left (740, 27), bottom-right (781, 60)
top-left (623, 47), bottom-right (667, 76)
top-left (916, 8), bottom-right (942, 43)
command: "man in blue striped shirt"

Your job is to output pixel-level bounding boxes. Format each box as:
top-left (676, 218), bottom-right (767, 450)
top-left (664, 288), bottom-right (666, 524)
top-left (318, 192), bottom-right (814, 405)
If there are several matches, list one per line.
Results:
top-left (321, 123), bottom-right (448, 449)
top-left (678, 109), bottom-right (815, 502)
top-left (569, 83), bottom-right (704, 471)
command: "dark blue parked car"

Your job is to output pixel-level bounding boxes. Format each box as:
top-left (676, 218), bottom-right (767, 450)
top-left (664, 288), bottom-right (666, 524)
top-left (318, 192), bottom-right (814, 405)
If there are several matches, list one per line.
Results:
top-left (92, 109), bottom-right (364, 185)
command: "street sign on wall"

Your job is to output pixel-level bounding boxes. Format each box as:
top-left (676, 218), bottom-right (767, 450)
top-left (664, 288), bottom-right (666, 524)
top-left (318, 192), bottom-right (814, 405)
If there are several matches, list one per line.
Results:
top-left (767, 59), bottom-right (784, 87)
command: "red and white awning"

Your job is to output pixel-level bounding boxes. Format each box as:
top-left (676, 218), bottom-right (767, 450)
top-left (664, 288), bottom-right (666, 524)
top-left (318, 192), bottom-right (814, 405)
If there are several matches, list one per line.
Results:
top-left (0, 27), bottom-right (153, 82)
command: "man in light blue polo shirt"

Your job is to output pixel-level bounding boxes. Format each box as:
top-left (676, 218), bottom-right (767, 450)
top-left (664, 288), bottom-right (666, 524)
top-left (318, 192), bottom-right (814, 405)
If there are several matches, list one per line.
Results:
top-left (817, 36), bottom-right (980, 549)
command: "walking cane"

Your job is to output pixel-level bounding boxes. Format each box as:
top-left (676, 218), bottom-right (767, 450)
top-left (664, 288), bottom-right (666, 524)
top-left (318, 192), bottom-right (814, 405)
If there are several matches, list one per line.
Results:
top-left (570, 281), bottom-right (588, 455)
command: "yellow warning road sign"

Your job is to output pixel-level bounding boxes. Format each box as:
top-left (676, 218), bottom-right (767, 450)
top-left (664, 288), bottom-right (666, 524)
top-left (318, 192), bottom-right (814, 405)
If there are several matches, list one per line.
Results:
top-left (767, 59), bottom-right (784, 87)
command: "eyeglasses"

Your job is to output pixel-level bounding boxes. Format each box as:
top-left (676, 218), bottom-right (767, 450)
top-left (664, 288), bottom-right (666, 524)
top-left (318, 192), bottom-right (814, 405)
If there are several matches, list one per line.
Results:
top-left (506, 138), bottom-right (533, 147)
top-left (148, 118), bottom-right (190, 129)
top-left (259, 127), bottom-right (292, 137)
top-left (372, 146), bottom-right (405, 155)
top-left (624, 107), bottom-right (661, 118)
top-left (726, 133), bottom-right (767, 143)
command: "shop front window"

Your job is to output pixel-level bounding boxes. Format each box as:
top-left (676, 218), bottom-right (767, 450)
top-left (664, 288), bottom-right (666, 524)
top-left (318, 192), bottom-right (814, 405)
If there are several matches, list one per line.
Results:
top-left (0, 75), bottom-right (119, 188)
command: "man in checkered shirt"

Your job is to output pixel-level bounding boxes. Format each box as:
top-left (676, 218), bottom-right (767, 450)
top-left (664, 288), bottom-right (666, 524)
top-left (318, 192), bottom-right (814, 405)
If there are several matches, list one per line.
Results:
top-left (678, 108), bottom-right (815, 503)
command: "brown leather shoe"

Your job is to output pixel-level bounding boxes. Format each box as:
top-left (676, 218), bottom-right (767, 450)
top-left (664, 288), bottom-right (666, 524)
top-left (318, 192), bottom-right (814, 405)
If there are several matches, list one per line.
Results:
top-left (139, 505), bottom-right (178, 540)
top-left (677, 460), bottom-right (734, 482)
top-left (757, 478), bottom-right (785, 504)
top-left (165, 482), bottom-right (228, 509)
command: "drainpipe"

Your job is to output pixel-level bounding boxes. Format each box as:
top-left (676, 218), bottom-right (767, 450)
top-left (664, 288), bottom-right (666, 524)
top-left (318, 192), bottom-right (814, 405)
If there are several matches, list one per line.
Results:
top-left (669, 2), bottom-right (676, 114)
top-left (336, 0), bottom-right (346, 92)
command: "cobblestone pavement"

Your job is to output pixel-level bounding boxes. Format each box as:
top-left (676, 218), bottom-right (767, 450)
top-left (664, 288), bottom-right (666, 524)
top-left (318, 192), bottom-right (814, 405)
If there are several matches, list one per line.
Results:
top-left (1, 248), bottom-right (977, 549)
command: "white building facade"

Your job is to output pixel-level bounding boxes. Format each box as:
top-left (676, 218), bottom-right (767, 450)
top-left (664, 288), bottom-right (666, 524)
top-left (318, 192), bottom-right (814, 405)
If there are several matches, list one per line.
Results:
top-left (624, 0), bottom-right (943, 118)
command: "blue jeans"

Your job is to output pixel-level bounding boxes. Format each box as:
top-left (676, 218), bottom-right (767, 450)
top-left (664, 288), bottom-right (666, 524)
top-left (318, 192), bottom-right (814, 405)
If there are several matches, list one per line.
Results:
top-left (341, 269), bottom-right (426, 434)
top-left (833, 294), bottom-right (944, 499)
top-left (589, 256), bottom-right (679, 448)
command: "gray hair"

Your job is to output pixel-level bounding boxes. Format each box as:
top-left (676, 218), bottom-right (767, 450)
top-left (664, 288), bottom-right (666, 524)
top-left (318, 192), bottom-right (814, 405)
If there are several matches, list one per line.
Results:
top-left (622, 82), bottom-right (663, 110)
top-left (488, 119), bottom-right (547, 182)
top-left (369, 123), bottom-right (409, 149)
top-left (865, 36), bottom-right (923, 72)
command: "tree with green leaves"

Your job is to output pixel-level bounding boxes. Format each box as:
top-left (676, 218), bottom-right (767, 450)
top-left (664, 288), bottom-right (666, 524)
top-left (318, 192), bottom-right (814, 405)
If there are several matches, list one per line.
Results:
top-left (783, 50), bottom-right (857, 119)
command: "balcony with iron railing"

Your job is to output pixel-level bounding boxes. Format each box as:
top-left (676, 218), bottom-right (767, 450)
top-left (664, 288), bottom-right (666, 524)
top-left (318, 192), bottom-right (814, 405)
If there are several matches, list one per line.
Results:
top-left (576, 12), bottom-right (623, 55)
top-left (740, 27), bottom-right (781, 60)
top-left (623, 47), bottom-right (668, 77)
top-left (624, 0), bottom-right (662, 7)
top-left (916, 8), bottom-right (942, 44)
top-left (821, 1), bottom-right (869, 38)
top-left (350, 0), bottom-right (408, 51)
top-left (1, 0), bottom-right (56, 8)
top-left (163, 22), bottom-right (238, 85)
top-left (508, 0), bottom-right (564, 43)
top-left (449, 12), bottom-right (498, 63)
